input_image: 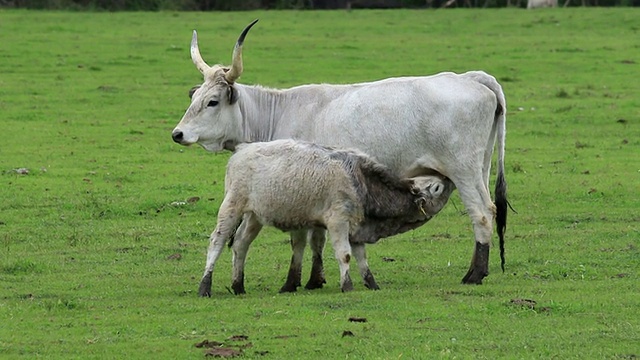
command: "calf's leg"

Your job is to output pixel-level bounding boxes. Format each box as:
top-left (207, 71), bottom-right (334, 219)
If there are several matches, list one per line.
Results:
top-left (351, 243), bottom-right (379, 290)
top-left (305, 228), bottom-right (327, 290)
top-left (326, 222), bottom-right (353, 292)
top-left (230, 213), bottom-right (263, 295)
top-left (281, 228), bottom-right (327, 292)
top-left (280, 229), bottom-right (307, 293)
top-left (199, 197), bottom-right (242, 297)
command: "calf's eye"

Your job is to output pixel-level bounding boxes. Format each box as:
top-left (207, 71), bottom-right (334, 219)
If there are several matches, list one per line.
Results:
top-left (207, 100), bottom-right (219, 107)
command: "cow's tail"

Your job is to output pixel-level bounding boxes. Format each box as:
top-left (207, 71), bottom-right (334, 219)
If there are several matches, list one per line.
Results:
top-left (468, 71), bottom-right (509, 272)
top-left (494, 107), bottom-right (508, 273)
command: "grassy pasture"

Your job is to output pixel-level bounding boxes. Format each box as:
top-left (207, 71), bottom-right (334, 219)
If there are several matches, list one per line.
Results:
top-left (0, 8), bottom-right (638, 359)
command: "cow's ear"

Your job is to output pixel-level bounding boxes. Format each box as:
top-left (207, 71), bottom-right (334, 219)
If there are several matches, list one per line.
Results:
top-left (188, 85), bottom-right (201, 99)
top-left (228, 85), bottom-right (238, 104)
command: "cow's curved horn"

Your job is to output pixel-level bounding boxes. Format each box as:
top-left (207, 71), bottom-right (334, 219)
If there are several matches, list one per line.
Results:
top-left (225, 19), bottom-right (259, 84)
top-left (191, 30), bottom-right (210, 75)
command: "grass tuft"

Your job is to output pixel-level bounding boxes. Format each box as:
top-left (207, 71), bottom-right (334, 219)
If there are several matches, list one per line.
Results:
top-left (1, 260), bottom-right (39, 275)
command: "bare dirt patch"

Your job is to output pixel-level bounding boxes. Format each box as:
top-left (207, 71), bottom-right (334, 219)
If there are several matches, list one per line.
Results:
top-left (196, 336), bottom-right (259, 358)
top-left (203, 347), bottom-right (242, 358)
top-left (195, 340), bottom-right (224, 348)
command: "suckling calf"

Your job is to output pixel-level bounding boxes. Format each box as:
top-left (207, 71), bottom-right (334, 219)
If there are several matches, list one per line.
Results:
top-left (198, 139), bottom-right (453, 296)
top-left (277, 174), bottom-right (452, 293)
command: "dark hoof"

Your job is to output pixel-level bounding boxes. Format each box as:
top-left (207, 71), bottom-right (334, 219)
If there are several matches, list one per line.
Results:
top-left (341, 283), bottom-right (354, 292)
top-left (231, 281), bottom-right (245, 295)
top-left (306, 263), bottom-right (326, 290)
top-left (364, 282), bottom-right (380, 290)
top-left (461, 268), bottom-right (487, 284)
top-left (279, 284), bottom-right (298, 293)
top-left (341, 275), bottom-right (354, 292)
top-left (304, 277), bottom-right (326, 290)
top-left (198, 283), bottom-right (212, 297)
top-left (462, 242), bottom-right (490, 284)
top-left (198, 273), bottom-right (213, 297)
top-left (231, 272), bottom-right (246, 295)
top-left (281, 264), bottom-right (302, 293)
top-left (363, 270), bottom-right (380, 290)
top-left (280, 272), bottom-right (301, 292)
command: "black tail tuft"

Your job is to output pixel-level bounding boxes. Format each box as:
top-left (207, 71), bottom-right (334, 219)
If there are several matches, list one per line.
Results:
top-left (495, 171), bottom-right (508, 272)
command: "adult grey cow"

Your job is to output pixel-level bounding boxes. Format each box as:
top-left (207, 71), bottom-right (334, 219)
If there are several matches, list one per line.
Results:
top-left (199, 139), bottom-right (455, 296)
top-left (172, 19), bottom-right (509, 286)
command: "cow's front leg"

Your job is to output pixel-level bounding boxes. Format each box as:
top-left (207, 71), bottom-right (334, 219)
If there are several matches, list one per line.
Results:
top-left (231, 213), bottom-right (263, 295)
top-left (351, 242), bottom-right (379, 290)
top-left (280, 230), bottom-right (307, 293)
top-left (305, 228), bottom-right (327, 290)
top-left (327, 223), bottom-right (353, 292)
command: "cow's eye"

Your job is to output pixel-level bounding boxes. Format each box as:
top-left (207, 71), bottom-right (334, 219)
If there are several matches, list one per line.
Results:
top-left (207, 100), bottom-right (219, 107)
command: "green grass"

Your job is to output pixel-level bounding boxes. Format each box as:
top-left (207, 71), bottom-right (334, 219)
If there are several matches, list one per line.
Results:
top-left (1, 8), bottom-right (639, 359)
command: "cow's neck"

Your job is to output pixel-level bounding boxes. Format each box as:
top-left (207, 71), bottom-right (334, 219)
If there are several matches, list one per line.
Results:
top-left (236, 84), bottom-right (285, 143)
top-left (236, 83), bottom-right (358, 143)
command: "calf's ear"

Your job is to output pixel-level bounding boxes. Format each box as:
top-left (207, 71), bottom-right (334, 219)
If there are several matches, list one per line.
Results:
top-left (188, 85), bottom-right (201, 99)
top-left (407, 179), bottom-right (420, 195)
top-left (228, 86), bottom-right (238, 104)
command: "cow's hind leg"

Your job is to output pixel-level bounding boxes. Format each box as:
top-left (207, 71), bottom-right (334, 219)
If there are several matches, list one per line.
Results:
top-left (305, 228), bottom-right (327, 290)
top-left (231, 213), bottom-right (263, 295)
top-left (199, 197), bottom-right (243, 297)
top-left (456, 176), bottom-right (496, 285)
top-left (280, 230), bottom-right (307, 293)
top-left (351, 243), bottom-right (379, 290)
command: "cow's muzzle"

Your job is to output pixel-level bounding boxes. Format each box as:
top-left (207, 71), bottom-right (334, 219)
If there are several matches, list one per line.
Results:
top-left (172, 130), bottom-right (185, 144)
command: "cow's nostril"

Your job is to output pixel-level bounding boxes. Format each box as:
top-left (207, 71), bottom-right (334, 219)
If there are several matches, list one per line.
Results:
top-left (172, 130), bottom-right (184, 143)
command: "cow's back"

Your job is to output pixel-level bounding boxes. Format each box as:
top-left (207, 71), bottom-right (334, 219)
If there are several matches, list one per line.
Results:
top-left (276, 72), bottom-right (499, 177)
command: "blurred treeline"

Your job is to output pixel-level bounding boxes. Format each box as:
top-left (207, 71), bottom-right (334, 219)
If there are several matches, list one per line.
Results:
top-left (1, 0), bottom-right (637, 11)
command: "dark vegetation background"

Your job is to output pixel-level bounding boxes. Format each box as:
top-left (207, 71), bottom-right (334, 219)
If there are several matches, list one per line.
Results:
top-left (1, 0), bottom-right (638, 11)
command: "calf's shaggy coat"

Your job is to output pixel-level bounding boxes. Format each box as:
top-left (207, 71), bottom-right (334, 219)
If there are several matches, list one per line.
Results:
top-left (198, 140), bottom-right (454, 296)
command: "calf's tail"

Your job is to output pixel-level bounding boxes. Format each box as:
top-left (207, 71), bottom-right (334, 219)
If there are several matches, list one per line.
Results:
top-left (227, 220), bottom-right (243, 248)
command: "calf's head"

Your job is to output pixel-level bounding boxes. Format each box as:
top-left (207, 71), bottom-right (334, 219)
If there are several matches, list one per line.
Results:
top-left (171, 19), bottom-right (258, 152)
top-left (352, 174), bottom-right (455, 244)
top-left (410, 174), bottom-right (455, 218)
